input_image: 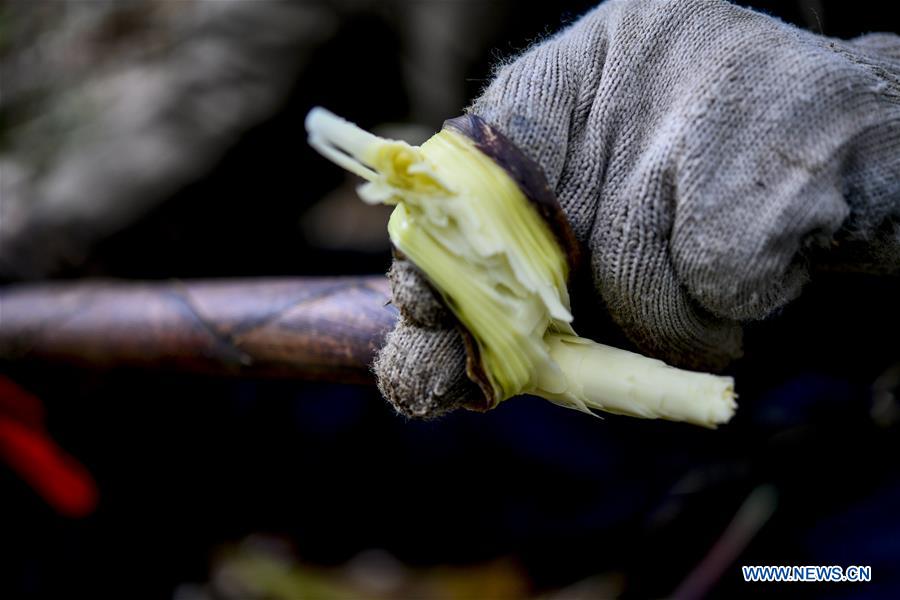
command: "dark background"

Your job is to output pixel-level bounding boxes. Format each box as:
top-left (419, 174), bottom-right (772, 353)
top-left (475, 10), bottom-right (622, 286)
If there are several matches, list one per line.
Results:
top-left (2, 1), bottom-right (899, 598)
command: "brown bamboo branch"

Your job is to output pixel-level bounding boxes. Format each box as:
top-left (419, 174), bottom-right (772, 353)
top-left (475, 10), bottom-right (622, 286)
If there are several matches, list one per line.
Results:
top-left (0, 277), bottom-right (396, 383)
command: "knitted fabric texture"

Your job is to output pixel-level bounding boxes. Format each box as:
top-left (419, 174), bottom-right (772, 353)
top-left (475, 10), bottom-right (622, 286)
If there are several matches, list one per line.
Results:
top-left (387, 259), bottom-right (453, 329)
top-left (375, 0), bottom-right (900, 418)
top-left (377, 260), bottom-right (480, 418)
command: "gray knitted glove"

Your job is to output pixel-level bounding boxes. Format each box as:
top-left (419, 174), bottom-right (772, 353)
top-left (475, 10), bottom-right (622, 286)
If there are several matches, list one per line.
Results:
top-left (376, 0), bottom-right (900, 418)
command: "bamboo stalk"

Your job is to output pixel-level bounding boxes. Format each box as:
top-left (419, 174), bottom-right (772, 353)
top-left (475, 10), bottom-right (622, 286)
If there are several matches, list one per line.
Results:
top-left (0, 277), bottom-right (396, 383)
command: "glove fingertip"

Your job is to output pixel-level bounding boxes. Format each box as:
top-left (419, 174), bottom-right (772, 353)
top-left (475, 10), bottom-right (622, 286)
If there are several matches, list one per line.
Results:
top-left (387, 260), bottom-right (452, 328)
top-left (373, 319), bottom-right (480, 419)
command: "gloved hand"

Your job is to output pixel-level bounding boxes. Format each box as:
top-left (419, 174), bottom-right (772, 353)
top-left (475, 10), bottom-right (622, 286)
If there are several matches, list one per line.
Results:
top-left (375, 0), bottom-right (900, 418)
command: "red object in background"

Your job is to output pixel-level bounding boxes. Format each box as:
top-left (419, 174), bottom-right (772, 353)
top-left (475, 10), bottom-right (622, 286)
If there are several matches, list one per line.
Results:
top-left (0, 376), bottom-right (99, 518)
